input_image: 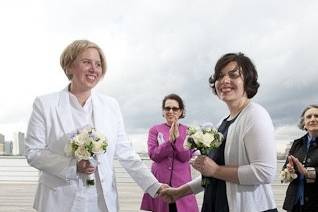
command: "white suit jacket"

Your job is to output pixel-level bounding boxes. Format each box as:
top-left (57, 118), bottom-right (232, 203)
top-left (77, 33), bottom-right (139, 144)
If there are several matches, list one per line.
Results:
top-left (25, 88), bottom-right (160, 212)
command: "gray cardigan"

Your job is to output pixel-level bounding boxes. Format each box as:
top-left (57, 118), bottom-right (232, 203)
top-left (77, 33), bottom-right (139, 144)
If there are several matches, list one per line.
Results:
top-left (189, 102), bottom-right (277, 212)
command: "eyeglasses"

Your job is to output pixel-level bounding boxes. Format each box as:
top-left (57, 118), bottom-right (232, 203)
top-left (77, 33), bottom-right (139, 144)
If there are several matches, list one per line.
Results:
top-left (163, 107), bottom-right (180, 112)
top-left (216, 69), bottom-right (241, 81)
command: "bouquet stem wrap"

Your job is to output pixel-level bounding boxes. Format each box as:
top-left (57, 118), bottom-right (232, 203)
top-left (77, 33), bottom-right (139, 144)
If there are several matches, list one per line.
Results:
top-left (87, 156), bottom-right (98, 186)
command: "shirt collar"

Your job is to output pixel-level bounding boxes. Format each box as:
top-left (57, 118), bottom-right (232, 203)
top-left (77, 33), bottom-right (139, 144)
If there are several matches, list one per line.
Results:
top-left (68, 91), bottom-right (92, 112)
top-left (307, 134), bottom-right (317, 143)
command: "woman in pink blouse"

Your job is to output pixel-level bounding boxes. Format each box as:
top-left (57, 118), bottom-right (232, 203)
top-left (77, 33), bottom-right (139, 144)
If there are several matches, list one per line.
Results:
top-left (140, 94), bottom-right (199, 212)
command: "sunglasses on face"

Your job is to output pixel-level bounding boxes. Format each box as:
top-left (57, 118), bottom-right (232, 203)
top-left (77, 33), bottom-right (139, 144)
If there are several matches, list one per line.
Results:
top-left (163, 107), bottom-right (180, 112)
top-left (216, 69), bottom-right (241, 81)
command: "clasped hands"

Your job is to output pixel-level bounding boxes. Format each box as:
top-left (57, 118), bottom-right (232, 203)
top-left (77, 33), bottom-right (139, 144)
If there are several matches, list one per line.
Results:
top-left (169, 117), bottom-right (180, 142)
top-left (157, 156), bottom-right (220, 203)
top-left (157, 184), bottom-right (180, 203)
top-left (287, 155), bottom-right (307, 176)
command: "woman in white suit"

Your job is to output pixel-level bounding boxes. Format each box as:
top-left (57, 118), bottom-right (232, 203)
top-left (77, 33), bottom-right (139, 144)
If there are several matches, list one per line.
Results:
top-left (25, 40), bottom-right (164, 212)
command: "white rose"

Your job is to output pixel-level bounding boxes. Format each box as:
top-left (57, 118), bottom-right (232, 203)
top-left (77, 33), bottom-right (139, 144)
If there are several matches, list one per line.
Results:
top-left (74, 146), bottom-right (91, 161)
top-left (192, 131), bottom-right (204, 146)
top-left (202, 133), bottom-right (214, 147)
top-left (73, 134), bottom-right (85, 145)
top-left (92, 141), bottom-right (104, 154)
top-left (187, 127), bottom-right (197, 135)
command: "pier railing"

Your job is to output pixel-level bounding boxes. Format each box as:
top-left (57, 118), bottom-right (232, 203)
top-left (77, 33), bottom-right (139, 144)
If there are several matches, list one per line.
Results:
top-left (0, 156), bottom-right (287, 212)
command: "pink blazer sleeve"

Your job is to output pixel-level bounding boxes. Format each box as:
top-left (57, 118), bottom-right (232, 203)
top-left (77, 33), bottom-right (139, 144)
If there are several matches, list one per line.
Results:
top-left (147, 126), bottom-right (174, 163)
top-left (173, 125), bottom-right (192, 162)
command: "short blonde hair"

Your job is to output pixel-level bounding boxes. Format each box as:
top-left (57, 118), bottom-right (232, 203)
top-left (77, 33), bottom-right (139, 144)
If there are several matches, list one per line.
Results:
top-left (298, 104), bottom-right (318, 130)
top-left (60, 40), bottom-right (107, 80)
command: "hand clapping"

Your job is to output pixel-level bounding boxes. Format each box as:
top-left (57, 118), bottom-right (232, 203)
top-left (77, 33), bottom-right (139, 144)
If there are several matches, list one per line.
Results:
top-left (169, 117), bottom-right (179, 142)
top-left (289, 155), bottom-right (307, 176)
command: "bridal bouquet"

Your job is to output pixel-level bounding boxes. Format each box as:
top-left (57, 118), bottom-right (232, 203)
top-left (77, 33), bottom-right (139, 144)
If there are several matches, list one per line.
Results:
top-left (184, 124), bottom-right (223, 187)
top-left (65, 127), bottom-right (108, 186)
top-left (184, 125), bottom-right (223, 155)
top-left (280, 167), bottom-right (297, 183)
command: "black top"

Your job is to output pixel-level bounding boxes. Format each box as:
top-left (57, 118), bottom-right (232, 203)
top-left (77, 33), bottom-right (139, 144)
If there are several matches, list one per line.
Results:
top-left (201, 115), bottom-right (237, 212)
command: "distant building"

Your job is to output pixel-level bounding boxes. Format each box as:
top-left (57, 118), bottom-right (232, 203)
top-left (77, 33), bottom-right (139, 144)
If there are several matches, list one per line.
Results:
top-left (4, 141), bottom-right (13, 155)
top-left (0, 133), bottom-right (5, 155)
top-left (0, 143), bottom-right (3, 154)
top-left (12, 132), bottom-right (25, 155)
top-left (0, 133), bottom-right (4, 143)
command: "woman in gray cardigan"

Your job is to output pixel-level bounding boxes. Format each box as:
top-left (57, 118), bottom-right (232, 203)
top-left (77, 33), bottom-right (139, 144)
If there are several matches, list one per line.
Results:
top-left (161, 53), bottom-right (278, 212)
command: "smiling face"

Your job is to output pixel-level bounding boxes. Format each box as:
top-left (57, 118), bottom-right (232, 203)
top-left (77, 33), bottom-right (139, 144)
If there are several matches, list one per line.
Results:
top-left (214, 61), bottom-right (247, 104)
top-left (68, 48), bottom-right (103, 93)
top-left (304, 107), bottom-right (318, 135)
top-left (163, 99), bottom-right (183, 125)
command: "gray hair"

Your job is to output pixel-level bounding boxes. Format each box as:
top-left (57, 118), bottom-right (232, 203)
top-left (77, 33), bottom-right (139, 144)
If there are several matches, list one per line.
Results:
top-left (298, 104), bottom-right (318, 130)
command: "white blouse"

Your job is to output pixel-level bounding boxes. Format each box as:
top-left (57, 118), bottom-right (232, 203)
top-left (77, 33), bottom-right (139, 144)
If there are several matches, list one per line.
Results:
top-left (68, 92), bottom-right (108, 212)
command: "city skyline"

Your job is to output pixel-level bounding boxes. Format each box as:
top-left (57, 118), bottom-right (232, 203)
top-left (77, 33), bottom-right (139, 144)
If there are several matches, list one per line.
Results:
top-left (0, 131), bottom-right (25, 156)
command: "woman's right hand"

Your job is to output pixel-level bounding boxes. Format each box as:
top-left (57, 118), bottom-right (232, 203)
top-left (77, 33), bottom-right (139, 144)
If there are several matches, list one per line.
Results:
top-left (77, 160), bottom-right (96, 175)
top-left (286, 156), bottom-right (295, 172)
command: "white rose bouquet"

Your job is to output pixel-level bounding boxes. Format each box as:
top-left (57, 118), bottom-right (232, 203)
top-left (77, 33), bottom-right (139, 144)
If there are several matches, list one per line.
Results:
top-left (280, 167), bottom-right (297, 183)
top-left (65, 127), bottom-right (108, 186)
top-left (184, 125), bottom-right (223, 155)
top-left (184, 124), bottom-right (223, 187)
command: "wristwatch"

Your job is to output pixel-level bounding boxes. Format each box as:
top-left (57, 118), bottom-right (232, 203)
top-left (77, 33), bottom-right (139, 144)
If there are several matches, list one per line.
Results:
top-left (305, 167), bottom-right (316, 183)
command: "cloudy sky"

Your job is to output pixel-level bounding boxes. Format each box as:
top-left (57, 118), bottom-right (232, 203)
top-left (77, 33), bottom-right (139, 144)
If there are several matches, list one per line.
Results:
top-left (0, 0), bottom-right (317, 152)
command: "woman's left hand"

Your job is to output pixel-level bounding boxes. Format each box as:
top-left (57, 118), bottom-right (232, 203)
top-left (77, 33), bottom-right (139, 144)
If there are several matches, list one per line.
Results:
top-left (191, 155), bottom-right (219, 177)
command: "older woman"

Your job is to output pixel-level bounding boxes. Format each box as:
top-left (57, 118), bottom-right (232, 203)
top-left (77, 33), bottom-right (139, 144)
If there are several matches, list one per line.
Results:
top-left (282, 104), bottom-right (318, 212)
top-left (25, 40), bottom-right (165, 212)
top-left (140, 94), bottom-right (199, 212)
top-left (161, 53), bottom-right (278, 212)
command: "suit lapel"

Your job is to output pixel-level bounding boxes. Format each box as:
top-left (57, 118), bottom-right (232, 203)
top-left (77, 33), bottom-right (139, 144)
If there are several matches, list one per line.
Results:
top-left (92, 93), bottom-right (115, 163)
top-left (56, 89), bottom-right (75, 134)
top-left (92, 93), bottom-right (113, 144)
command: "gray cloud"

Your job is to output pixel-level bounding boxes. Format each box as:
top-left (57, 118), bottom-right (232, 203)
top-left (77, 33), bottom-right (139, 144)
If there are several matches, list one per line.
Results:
top-left (0, 1), bottom-right (317, 148)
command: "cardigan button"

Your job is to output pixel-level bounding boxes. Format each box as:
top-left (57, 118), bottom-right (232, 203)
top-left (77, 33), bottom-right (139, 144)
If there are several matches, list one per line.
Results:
top-left (306, 158), bottom-right (311, 163)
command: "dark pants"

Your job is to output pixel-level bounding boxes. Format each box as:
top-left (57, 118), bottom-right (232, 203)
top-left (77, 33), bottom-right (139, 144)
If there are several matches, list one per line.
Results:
top-left (289, 203), bottom-right (304, 212)
top-left (169, 203), bottom-right (177, 212)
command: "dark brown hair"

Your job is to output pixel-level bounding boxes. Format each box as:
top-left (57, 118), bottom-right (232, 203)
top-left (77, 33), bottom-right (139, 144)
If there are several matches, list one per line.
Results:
top-left (162, 94), bottom-right (185, 118)
top-left (209, 52), bottom-right (260, 98)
